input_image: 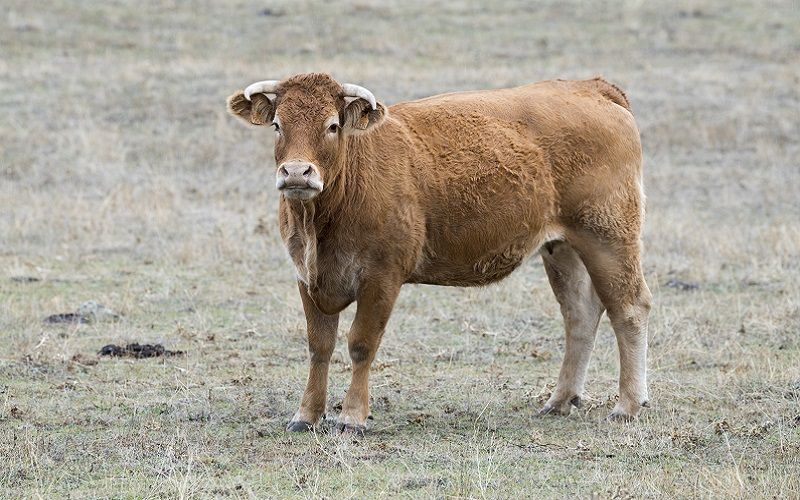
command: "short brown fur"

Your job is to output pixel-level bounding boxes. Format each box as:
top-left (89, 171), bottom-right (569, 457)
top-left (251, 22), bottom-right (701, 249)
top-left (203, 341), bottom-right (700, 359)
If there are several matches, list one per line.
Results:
top-left (227, 73), bottom-right (652, 432)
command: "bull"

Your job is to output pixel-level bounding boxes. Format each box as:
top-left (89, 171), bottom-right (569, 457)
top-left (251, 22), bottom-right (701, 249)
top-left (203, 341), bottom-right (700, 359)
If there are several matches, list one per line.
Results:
top-left (227, 73), bottom-right (651, 433)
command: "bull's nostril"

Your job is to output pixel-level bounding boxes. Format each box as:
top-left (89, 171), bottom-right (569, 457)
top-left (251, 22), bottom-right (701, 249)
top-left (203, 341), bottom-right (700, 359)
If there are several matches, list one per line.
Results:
top-left (303, 166), bottom-right (313, 177)
top-left (279, 165), bottom-right (289, 176)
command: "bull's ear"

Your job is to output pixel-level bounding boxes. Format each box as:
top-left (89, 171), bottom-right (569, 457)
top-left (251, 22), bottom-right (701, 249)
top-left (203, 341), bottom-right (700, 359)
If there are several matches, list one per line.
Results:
top-left (226, 91), bottom-right (275, 126)
top-left (342, 98), bottom-right (387, 134)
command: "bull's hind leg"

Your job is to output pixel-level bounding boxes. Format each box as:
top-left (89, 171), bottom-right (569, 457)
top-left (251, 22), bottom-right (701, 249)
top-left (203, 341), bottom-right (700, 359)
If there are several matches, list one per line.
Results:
top-left (287, 281), bottom-right (339, 432)
top-left (539, 240), bottom-right (605, 416)
top-left (569, 233), bottom-right (652, 421)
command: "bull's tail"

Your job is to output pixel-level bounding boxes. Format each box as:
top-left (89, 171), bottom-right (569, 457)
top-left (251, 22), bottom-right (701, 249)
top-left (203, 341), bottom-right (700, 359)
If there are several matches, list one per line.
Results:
top-left (587, 77), bottom-right (631, 111)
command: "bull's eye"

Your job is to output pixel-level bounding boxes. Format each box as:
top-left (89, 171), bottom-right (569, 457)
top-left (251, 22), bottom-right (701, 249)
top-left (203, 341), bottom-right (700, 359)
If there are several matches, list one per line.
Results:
top-left (328, 123), bottom-right (339, 134)
top-left (272, 123), bottom-right (281, 133)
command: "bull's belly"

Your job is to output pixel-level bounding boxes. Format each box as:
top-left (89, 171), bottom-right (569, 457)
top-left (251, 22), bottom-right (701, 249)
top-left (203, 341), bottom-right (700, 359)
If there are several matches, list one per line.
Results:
top-left (406, 227), bottom-right (556, 287)
top-left (404, 131), bottom-right (557, 286)
top-left (407, 256), bottom-right (525, 287)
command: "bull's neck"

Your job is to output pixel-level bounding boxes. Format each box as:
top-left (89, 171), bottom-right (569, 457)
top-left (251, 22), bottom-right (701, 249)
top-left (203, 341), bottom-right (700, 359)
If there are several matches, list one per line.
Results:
top-left (282, 149), bottom-right (354, 288)
top-left (289, 199), bottom-right (319, 286)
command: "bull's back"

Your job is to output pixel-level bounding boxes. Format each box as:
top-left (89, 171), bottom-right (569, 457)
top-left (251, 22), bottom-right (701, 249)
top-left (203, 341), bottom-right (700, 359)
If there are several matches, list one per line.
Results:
top-left (393, 78), bottom-right (640, 187)
top-left (391, 78), bottom-right (641, 286)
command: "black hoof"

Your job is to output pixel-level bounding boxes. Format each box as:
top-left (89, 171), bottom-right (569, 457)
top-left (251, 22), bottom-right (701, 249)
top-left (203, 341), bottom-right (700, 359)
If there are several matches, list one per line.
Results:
top-left (606, 411), bottom-right (635, 423)
top-left (286, 420), bottom-right (313, 432)
top-left (335, 422), bottom-right (367, 436)
top-left (538, 405), bottom-right (557, 416)
top-left (538, 396), bottom-right (580, 416)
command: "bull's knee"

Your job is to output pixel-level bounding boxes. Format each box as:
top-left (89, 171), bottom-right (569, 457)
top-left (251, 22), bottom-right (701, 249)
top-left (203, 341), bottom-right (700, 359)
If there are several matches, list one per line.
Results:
top-left (608, 287), bottom-right (651, 330)
top-left (348, 340), bottom-right (372, 364)
top-left (638, 285), bottom-right (653, 314)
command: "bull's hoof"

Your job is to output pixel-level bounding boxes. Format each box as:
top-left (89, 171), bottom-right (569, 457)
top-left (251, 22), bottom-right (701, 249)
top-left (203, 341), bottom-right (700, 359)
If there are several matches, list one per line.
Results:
top-left (538, 395), bottom-right (581, 416)
top-left (606, 410), bottom-right (636, 423)
top-left (286, 420), bottom-right (314, 432)
top-left (334, 421), bottom-right (367, 436)
top-left (606, 401), bottom-right (648, 423)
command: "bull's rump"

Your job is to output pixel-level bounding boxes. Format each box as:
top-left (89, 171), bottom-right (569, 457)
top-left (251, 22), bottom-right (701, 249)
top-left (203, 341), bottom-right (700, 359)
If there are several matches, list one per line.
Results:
top-left (396, 79), bottom-right (641, 287)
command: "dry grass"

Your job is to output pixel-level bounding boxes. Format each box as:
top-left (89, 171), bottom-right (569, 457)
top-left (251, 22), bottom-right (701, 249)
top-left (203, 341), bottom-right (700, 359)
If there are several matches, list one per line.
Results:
top-left (1, 0), bottom-right (799, 497)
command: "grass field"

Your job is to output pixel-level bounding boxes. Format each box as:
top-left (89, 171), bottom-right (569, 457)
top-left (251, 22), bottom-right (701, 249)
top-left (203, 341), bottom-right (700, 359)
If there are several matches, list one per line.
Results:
top-left (1, 0), bottom-right (799, 497)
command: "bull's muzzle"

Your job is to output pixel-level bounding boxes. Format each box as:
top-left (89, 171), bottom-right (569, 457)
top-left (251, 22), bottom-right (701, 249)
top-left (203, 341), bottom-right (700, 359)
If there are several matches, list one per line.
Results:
top-left (276, 161), bottom-right (323, 200)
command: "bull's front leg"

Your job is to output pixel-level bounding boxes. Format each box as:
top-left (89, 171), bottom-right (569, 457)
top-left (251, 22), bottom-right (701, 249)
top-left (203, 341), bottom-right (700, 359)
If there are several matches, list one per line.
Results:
top-left (287, 281), bottom-right (339, 432)
top-left (337, 280), bottom-right (401, 434)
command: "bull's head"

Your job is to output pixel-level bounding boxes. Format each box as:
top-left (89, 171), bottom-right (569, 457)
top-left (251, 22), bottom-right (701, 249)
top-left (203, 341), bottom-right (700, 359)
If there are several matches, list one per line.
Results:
top-left (227, 73), bottom-right (387, 200)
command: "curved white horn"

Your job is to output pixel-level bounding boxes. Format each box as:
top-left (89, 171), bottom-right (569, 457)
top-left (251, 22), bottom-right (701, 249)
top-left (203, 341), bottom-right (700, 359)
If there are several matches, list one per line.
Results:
top-left (244, 80), bottom-right (280, 101)
top-left (341, 83), bottom-right (377, 110)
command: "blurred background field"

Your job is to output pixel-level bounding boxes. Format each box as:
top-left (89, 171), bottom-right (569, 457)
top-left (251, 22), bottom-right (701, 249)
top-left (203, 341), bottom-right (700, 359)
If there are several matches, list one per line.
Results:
top-left (1, 1), bottom-right (798, 497)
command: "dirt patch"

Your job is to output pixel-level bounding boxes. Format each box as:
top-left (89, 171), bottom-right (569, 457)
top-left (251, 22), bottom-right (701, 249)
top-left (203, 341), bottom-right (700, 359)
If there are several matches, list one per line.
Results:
top-left (11, 276), bottom-right (40, 283)
top-left (44, 313), bottom-right (88, 324)
top-left (44, 301), bottom-right (120, 324)
top-left (98, 343), bottom-right (185, 358)
top-left (664, 278), bottom-right (700, 291)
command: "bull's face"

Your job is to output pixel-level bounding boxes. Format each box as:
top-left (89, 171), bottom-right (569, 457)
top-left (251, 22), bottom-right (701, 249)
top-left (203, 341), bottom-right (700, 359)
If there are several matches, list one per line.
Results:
top-left (227, 73), bottom-right (387, 201)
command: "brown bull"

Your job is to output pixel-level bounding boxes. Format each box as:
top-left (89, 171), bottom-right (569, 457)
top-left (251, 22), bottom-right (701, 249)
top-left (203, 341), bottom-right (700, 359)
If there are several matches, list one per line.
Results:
top-left (227, 73), bottom-right (651, 433)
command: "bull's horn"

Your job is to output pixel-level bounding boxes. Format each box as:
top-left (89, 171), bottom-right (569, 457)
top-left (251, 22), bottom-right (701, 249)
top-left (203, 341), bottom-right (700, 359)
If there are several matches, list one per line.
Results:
top-left (244, 80), bottom-right (281, 101)
top-left (341, 83), bottom-right (377, 110)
